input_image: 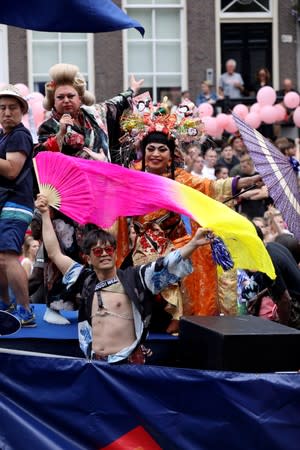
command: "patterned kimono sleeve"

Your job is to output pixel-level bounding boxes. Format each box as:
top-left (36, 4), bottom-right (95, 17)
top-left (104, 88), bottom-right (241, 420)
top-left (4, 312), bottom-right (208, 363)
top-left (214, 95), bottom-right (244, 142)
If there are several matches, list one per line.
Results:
top-left (175, 168), bottom-right (236, 207)
top-left (139, 249), bottom-right (193, 294)
top-left (62, 262), bottom-right (84, 290)
top-left (105, 89), bottom-right (134, 150)
top-left (62, 261), bottom-right (92, 358)
top-left (34, 119), bottom-right (60, 155)
top-left (213, 177), bottom-right (236, 206)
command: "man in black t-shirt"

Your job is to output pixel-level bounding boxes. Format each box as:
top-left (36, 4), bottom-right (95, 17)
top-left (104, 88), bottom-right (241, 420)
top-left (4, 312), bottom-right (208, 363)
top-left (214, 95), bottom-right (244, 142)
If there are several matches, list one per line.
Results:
top-left (0, 85), bottom-right (35, 327)
top-left (266, 241), bottom-right (300, 329)
top-left (236, 152), bottom-right (269, 220)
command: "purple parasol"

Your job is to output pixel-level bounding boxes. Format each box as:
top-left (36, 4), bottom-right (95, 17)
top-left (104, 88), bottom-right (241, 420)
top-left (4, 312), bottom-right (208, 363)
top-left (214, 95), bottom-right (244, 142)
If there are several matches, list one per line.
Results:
top-left (232, 113), bottom-right (300, 240)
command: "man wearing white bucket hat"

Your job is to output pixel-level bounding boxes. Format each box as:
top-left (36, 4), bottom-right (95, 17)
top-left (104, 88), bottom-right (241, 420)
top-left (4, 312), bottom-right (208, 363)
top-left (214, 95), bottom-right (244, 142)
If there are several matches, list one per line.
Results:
top-left (0, 84), bottom-right (36, 327)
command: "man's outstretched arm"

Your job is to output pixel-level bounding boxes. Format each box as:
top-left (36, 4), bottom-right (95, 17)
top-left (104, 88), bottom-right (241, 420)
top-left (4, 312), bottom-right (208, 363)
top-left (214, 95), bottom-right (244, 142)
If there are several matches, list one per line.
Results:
top-left (141, 228), bottom-right (213, 294)
top-left (35, 193), bottom-right (74, 275)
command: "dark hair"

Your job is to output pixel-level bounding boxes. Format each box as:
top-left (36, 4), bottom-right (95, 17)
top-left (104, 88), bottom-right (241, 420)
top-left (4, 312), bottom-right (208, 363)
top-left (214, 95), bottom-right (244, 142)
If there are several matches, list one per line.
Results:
top-left (221, 142), bottom-right (232, 151)
top-left (200, 136), bottom-right (217, 155)
top-left (252, 222), bottom-right (264, 241)
top-left (215, 164), bottom-right (228, 177)
top-left (275, 234), bottom-right (300, 264)
top-left (228, 134), bottom-right (242, 145)
top-left (239, 150), bottom-right (251, 160)
top-left (255, 67), bottom-right (271, 83)
top-left (141, 131), bottom-right (176, 178)
top-left (82, 229), bottom-right (116, 255)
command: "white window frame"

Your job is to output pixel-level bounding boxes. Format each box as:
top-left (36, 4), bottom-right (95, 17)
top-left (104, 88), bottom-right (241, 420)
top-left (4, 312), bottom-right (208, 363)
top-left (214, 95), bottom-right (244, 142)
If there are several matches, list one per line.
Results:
top-left (215, 0), bottom-right (279, 89)
top-left (0, 25), bottom-right (9, 83)
top-left (220, 0), bottom-right (272, 19)
top-left (27, 31), bottom-right (95, 93)
top-left (122, 0), bottom-right (187, 103)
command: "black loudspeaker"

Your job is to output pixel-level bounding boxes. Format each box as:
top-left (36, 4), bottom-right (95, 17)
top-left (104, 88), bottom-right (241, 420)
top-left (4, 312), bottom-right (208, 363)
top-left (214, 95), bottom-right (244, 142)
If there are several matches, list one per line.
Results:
top-left (179, 315), bottom-right (300, 372)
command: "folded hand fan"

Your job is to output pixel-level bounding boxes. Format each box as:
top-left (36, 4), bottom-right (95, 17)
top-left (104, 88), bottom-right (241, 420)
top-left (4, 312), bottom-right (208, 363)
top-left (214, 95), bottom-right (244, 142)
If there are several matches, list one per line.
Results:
top-left (33, 152), bottom-right (94, 224)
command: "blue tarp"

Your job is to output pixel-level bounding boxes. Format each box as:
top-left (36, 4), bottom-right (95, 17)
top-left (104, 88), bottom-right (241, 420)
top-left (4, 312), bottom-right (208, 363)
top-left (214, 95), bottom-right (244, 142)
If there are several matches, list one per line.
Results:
top-left (0, 0), bottom-right (144, 35)
top-left (0, 352), bottom-right (300, 450)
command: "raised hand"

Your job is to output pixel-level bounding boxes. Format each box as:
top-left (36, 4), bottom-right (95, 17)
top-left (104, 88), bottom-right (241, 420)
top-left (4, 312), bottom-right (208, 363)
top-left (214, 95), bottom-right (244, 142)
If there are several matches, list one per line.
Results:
top-left (190, 228), bottom-right (214, 248)
top-left (35, 193), bottom-right (49, 213)
top-left (130, 74), bottom-right (144, 96)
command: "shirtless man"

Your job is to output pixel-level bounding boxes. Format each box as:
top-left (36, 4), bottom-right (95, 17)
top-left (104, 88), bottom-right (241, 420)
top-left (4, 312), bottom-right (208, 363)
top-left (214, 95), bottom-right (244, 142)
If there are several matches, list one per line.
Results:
top-left (35, 194), bottom-right (213, 364)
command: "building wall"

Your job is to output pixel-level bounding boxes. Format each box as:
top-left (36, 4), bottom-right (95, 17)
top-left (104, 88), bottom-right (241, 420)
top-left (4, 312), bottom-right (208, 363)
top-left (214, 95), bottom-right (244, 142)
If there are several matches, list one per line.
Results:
top-left (278, 2), bottom-right (298, 90)
top-left (187, 0), bottom-right (216, 103)
top-left (93, 0), bottom-right (124, 102)
top-left (94, 30), bottom-right (123, 102)
top-left (5, 2), bottom-right (300, 99)
top-left (7, 27), bottom-right (28, 84)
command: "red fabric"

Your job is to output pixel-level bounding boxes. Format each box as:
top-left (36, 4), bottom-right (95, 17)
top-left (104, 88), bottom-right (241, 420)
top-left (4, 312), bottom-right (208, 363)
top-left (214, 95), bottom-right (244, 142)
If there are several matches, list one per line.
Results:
top-left (45, 136), bottom-right (60, 152)
top-left (100, 426), bottom-right (162, 450)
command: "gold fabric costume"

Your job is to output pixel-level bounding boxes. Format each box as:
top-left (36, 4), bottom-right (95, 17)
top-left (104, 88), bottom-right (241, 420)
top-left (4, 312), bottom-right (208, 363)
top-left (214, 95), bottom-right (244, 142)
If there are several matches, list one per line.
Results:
top-left (117, 167), bottom-right (236, 320)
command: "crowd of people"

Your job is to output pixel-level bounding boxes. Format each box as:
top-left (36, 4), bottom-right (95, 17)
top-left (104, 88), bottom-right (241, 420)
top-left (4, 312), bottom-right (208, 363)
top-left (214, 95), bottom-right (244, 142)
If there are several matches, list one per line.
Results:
top-left (1, 60), bottom-right (300, 365)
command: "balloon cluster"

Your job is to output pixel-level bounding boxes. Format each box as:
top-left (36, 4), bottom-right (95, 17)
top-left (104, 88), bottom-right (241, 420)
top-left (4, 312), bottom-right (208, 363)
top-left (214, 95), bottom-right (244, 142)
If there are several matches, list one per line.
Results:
top-left (197, 102), bottom-right (239, 137)
top-left (246, 86), bottom-right (300, 128)
top-left (196, 85), bottom-right (300, 137)
top-left (0, 81), bottom-right (45, 141)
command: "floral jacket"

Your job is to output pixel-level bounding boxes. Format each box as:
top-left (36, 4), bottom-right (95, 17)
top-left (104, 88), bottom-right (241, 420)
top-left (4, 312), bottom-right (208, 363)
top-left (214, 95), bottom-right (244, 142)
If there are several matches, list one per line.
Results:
top-left (34, 89), bottom-right (133, 162)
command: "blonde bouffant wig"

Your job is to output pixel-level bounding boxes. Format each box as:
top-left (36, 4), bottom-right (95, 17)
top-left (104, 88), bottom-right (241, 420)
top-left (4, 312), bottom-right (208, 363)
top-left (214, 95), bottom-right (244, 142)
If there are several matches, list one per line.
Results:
top-left (43, 63), bottom-right (95, 111)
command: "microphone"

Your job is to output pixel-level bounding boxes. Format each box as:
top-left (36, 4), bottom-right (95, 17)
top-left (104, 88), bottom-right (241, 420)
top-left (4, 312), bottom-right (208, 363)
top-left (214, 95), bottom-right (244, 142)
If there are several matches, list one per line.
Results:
top-left (66, 125), bottom-right (72, 136)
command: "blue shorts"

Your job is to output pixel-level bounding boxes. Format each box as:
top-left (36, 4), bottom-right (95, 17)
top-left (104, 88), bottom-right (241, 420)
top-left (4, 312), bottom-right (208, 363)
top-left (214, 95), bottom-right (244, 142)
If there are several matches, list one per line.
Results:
top-left (0, 219), bottom-right (29, 254)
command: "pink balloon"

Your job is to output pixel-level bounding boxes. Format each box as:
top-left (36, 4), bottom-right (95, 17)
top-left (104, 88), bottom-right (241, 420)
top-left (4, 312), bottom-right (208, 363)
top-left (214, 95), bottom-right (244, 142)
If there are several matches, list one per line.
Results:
top-left (245, 112), bottom-right (261, 129)
top-left (250, 102), bottom-right (261, 114)
top-left (233, 103), bottom-right (248, 119)
top-left (14, 83), bottom-right (30, 97)
top-left (198, 102), bottom-right (214, 117)
top-left (202, 116), bottom-right (218, 136)
top-left (216, 113), bottom-right (229, 128)
top-left (274, 103), bottom-right (286, 122)
top-left (29, 91), bottom-right (45, 103)
top-left (225, 115), bottom-right (238, 134)
top-left (293, 106), bottom-right (300, 127)
top-left (22, 114), bottom-right (29, 129)
top-left (30, 99), bottom-right (44, 112)
top-left (256, 86), bottom-right (276, 106)
top-left (215, 125), bottom-right (224, 137)
top-left (259, 105), bottom-right (278, 124)
top-left (31, 103), bottom-right (45, 128)
top-left (284, 92), bottom-right (300, 109)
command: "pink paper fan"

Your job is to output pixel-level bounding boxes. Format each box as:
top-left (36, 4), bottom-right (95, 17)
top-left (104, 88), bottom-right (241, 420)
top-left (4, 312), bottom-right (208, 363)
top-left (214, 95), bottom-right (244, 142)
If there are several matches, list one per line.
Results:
top-left (33, 152), bottom-right (94, 224)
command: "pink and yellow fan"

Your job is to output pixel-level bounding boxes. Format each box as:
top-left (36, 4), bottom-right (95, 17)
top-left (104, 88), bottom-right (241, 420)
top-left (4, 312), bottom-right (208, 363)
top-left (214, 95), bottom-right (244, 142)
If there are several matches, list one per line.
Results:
top-left (33, 151), bottom-right (275, 280)
top-left (33, 151), bottom-right (94, 224)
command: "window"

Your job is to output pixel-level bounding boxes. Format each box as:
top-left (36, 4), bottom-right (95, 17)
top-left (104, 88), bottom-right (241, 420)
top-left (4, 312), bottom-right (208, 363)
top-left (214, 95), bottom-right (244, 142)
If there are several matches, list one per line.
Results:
top-left (220, 0), bottom-right (271, 17)
top-left (27, 32), bottom-right (94, 94)
top-left (0, 25), bottom-right (8, 83)
top-left (123, 0), bottom-right (187, 103)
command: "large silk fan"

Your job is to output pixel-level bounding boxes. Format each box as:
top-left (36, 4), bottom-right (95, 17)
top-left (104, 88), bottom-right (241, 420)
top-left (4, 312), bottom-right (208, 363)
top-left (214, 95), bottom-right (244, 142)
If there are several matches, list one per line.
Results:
top-left (33, 151), bottom-right (275, 280)
top-left (33, 152), bottom-right (94, 224)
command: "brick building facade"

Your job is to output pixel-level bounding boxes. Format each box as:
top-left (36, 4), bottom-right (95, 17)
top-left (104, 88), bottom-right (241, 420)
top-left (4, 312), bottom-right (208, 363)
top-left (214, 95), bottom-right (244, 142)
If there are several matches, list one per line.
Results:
top-left (0, 1), bottom-right (299, 105)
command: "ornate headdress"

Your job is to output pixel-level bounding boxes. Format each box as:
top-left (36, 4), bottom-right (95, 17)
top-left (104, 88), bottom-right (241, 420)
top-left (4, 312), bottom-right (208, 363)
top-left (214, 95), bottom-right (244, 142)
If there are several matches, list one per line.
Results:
top-left (118, 95), bottom-right (206, 171)
top-left (120, 95), bottom-right (205, 149)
